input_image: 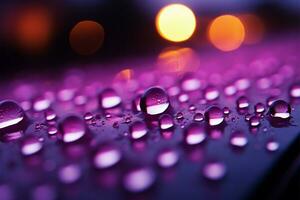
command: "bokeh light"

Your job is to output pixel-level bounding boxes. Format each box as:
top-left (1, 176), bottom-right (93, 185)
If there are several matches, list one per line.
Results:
top-left (69, 20), bottom-right (104, 55)
top-left (208, 15), bottom-right (245, 51)
top-left (156, 4), bottom-right (196, 42)
top-left (14, 6), bottom-right (53, 53)
top-left (239, 14), bottom-right (265, 45)
top-left (157, 47), bottom-right (200, 73)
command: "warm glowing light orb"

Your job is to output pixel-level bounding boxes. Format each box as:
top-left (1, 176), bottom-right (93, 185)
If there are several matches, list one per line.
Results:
top-left (69, 20), bottom-right (104, 55)
top-left (208, 15), bottom-right (245, 51)
top-left (156, 4), bottom-right (196, 42)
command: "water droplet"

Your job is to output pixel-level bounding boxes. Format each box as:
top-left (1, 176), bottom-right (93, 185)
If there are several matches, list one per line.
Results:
top-left (245, 114), bottom-right (251, 121)
top-left (58, 164), bottom-right (81, 184)
top-left (269, 100), bottom-right (291, 119)
top-left (235, 78), bottom-right (250, 91)
top-left (123, 168), bottom-right (156, 193)
top-left (159, 114), bottom-right (174, 130)
top-left (290, 84), bottom-right (300, 98)
top-left (45, 108), bottom-right (56, 121)
top-left (223, 107), bottom-right (230, 115)
top-left (204, 87), bottom-right (219, 101)
top-left (249, 116), bottom-right (260, 127)
top-left (178, 93), bottom-right (189, 103)
top-left (59, 115), bottom-right (86, 143)
top-left (193, 112), bottom-right (204, 122)
top-left (130, 121), bottom-right (148, 139)
top-left (21, 136), bottom-right (43, 156)
top-left (181, 75), bottom-right (201, 92)
top-left (98, 88), bottom-right (122, 109)
top-left (185, 123), bottom-right (206, 145)
top-left (236, 96), bottom-right (249, 109)
top-left (0, 100), bottom-right (26, 133)
top-left (202, 161), bottom-right (226, 181)
top-left (175, 112), bottom-right (184, 120)
top-left (140, 87), bottom-right (170, 115)
top-left (84, 112), bottom-right (93, 121)
top-left (157, 149), bottom-right (179, 168)
top-left (205, 106), bottom-right (224, 126)
top-left (93, 145), bottom-right (121, 169)
top-left (254, 103), bottom-right (265, 113)
top-left (224, 85), bottom-right (237, 96)
top-left (48, 125), bottom-right (58, 135)
top-left (230, 132), bottom-right (248, 147)
top-left (33, 96), bottom-right (51, 112)
top-left (188, 104), bottom-right (196, 112)
top-left (266, 140), bottom-right (279, 152)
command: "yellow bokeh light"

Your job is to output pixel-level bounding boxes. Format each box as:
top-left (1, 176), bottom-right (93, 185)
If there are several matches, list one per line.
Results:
top-left (156, 4), bottom-right (196, 42)
top-left (208, 15), bottom-right (245, 51)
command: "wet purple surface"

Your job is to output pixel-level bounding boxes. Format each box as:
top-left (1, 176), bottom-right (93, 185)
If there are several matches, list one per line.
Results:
top-left (0, 37), bottom-right (299, 199)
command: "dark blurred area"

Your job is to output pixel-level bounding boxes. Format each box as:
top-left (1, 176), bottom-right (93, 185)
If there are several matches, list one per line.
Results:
top-left (0, 0), bottom-right (299, 78)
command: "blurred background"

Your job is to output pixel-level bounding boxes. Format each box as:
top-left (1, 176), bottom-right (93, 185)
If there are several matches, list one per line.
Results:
top-left (0, 0), bottom-right (299, 78)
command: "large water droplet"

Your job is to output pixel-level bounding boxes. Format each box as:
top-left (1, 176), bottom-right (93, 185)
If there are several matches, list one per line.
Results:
top-left (93, 145), bottom-right (121, 169)
top-left (130, 121), bottom-right (148, 139)
top-left (140, 87), bottom-right (170, 115)
top-left (59, 115), bottom-right (86, 143)
top-left (202, 161), bottom-right (226, 181)
top-left (21, 136), bottom-right (43, 156)
top-left (269, 100), bottom-right (291, 119)
top-left (98, 88), bottom-right (122, 109)
top-left (0, 100), bottom-right (27, 133)
top-left (123, 168), bottom-right (156, 193)
top-left (185, 123), bottom-right (206, 145)
top-left (157, 148), bottom-right (179, 168)
top-left (159, 114), bottom-right (174, 130)
top-left (205, 106), bottom-right (224, 126)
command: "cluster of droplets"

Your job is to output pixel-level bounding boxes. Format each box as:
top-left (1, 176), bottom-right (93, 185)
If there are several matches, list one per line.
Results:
top-left (0, 62), bottom-right (298, 197)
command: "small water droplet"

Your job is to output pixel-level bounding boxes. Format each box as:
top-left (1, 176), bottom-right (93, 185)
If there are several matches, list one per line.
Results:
top-left (59, 115), bottom-right (86, 143)
top-left (130, 121), bottom-right (148, 139)
top-left (249, 116), bottom-right (260, 127)
top-left (266, 140), bottom-right (279, 152)
top-left (202, 161), bottom-right (226, 181)
top-left (205, 106), bottom-right (224, 126)
top-left (223, 107), bottom-right (230, 115)
top-left (254, 103), bottom-right (265, 113)
top-left (204, 87), bottom-right (219, 101)
top-left (157, 148), bottom-right (179, 168)
top-left (236, 96), bottom-right (249, 109)
top-left (188, 104), bottom-right (196, 112)
top-left (93, 145), bottom-right (121, 169)
top-left (33, 96), bottom-right (51, 112)
top-left (45, 108), bottom-right (56, 121)
top-left (58, 164), bottom-right (81, 184)
top-left (290, 84), bottom-right (300, 98)
top-left (159, 114), bottom-right (174, 130)
top-left (230, 132), bottom-right (248, 147)
top-left (84, 112), bottom-right (93, 121)
top-left (193, 112), bottom-right (204, 122)
top-left (185, 123), bottom-right (206, 145)
top-left (269, 100), bottom-right (291, 119)
top-left (48, 125), bottom-right (58, 135)
top-left (140, 87), bottom-right (170, 115)
top-left (123, 168), bottom-right (156, 193)
top-left (99, 88), bottom-right (122, 109)
top-left (175, 112), bottom-right (184, 120)
top-left (21, 136), bottom-right (43, 156)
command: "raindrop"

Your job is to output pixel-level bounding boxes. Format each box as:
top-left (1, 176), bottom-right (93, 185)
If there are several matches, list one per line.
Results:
top-left (157, 148), bottom-right (179, 168)
top-left (93, 145), bottom-right (121, 169)
top-left (159, 114), bottom-right (174, 130)
top-left (269, 100), bottom-right (291, 119)
top-left (203, 161), bottom-right (226, 181)
top-left (236, 96), bottom-right (249, 109)
top-left (98, 88), bottom-right (122, 109)
top-left (184, 123), bottom-right (206, 145)
top-left (130, 121), bottom-right (148, 139)
top-left (205, 106), bottom-right (224, 126)
top-left (230, 132), bottom-right (248, 147)
top-left (123, 168), bottom-right (156, 193)
top-left (21, 136), bottom-right (43, 156)
top-left (204, 87), bottom-right (219, 101)
top-left (59, 115), bottom-right (86, 143)
top-left (140, 87), bottom-right (170, 115)
top-left (193, 112), bottom-right (204, 122)
top-left (290, 84), bottom-right (300, 98)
